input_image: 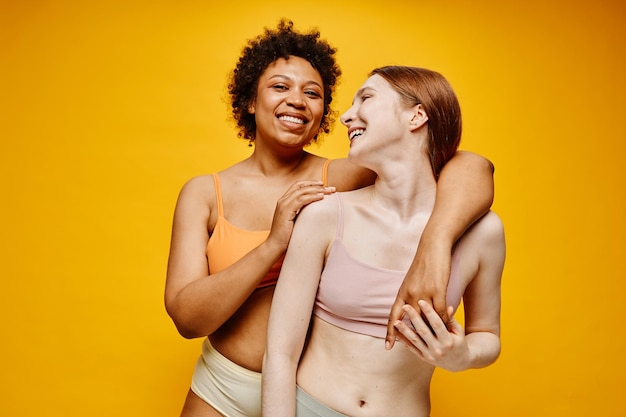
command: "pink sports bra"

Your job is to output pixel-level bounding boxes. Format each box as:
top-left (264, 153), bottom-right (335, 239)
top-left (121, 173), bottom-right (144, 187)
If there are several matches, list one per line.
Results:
top-left (206, 159), bottom-right (331, 289)
top-left (314, 194), bottom-right (462, 338)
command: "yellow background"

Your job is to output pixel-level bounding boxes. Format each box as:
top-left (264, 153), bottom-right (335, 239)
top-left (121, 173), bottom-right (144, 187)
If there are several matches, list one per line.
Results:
top-left (1, 0), bottom-right (624, 416)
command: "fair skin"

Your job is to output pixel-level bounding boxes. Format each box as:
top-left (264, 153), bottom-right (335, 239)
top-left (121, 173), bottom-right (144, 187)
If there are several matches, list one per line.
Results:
top-left (166, 57), bottom-right (494, 416)
top-left (262, 74), bottom-right (504, 416)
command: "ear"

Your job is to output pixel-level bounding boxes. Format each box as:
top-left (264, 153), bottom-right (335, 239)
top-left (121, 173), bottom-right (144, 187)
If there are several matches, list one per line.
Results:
top-left (248, 99), bottom-right (256, 114)
top-left (408, 104), bottom-right (428, 132)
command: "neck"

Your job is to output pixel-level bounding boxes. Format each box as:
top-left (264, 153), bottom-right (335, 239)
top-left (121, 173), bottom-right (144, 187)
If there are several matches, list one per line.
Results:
top-left (370, 151), bottom-right (437, 220)
top-left (248, 144), bottom-right (309, 177)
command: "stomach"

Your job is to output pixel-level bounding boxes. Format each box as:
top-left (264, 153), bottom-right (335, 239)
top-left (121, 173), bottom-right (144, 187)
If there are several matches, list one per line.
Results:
top-left (297, 317), bottom-right (434, 417)
top-left (208, 286), bottom-right (274, 372)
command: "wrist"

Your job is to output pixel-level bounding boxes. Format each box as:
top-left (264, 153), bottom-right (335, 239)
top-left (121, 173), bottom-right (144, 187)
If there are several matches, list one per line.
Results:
top-left (259, 238), bottom-right (288, 264)
top-left (419, 222), bottom-right (455, 251)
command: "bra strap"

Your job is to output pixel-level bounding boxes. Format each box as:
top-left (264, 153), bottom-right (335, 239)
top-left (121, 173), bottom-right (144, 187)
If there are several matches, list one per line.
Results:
top-left (212, 173), bottom-right (224, 217)
top-left (322, 159), bottom-right (331, 186)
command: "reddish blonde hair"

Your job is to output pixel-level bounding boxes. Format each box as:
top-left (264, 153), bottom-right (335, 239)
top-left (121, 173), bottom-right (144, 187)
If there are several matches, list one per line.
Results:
top-left (370, 66), bottom-right (461, 177)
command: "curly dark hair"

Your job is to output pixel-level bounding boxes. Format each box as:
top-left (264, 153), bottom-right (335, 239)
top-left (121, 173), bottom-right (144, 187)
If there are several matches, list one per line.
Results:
top-left (228, 19), bottom-right (341, 142)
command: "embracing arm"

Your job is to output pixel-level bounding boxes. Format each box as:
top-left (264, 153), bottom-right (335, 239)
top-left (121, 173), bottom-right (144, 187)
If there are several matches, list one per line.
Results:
top-left (262, 199), bottom-right (333, 417)
top-left (164, 176), bottom-right (333, 338)
top-left (386, 150), bottom-right (494, 348)
top-left (393, 211), bottom-right (505, 371)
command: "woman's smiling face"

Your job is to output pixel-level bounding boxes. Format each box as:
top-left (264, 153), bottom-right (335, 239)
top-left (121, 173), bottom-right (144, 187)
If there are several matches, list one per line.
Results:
top-left (250, 56), bottom-right (325, 148)
top-left (341, 74), bottom-right (409, 163)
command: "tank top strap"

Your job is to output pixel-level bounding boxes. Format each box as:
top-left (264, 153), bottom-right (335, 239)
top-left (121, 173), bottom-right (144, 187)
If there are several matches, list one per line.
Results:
top-left (322, 159), bottom-right (331, 186)
top-left (334, 194), bottom-right (344, 240)
top-left (212, 173), bottom-right (224, 217)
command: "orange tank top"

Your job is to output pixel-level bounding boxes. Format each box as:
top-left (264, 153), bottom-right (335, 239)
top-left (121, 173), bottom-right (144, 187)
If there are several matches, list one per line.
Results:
top-left (206, 159), bottom-right (331, 289)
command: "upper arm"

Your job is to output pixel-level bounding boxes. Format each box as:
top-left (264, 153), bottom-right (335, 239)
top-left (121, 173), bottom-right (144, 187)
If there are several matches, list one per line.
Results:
top-left (164, 176), bottom-right (213, 309)
top-left (447, 150), bottom-right (494, 176)
top-left (326, 158), bottom-right (377, 192)
top-left (461, 211), bottom-right (506, 336)
top-left (266, 197), bottom-right (336, 359)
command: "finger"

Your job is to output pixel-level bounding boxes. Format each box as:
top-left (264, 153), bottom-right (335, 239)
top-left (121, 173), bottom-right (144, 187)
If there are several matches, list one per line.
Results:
top-left (396, 332), bottom-right (424, 358)
top-left (445, 305), bottom-right (456, 331)
top-left (292, 180), bottom-right (324, 190)
top-left (278, 185), bottom-right (336, 220)
top-left (432, 292), bottom-right (449, 324)
top-left (290, 181), bottom-right (335, 195)
top-left (394, 320), bottom-right (428, 353)
top-left (386, 298), bottom-right (408, 350)
top-left (446, 311), bottom-right (463, 336)
top-left (290, 185), bottom-right (336, 206)
top-left (417, 300), bottom-right (447, 337)
top-left (281, 181), bottom-right (329, 201)
top-left (403, 304), bottom-right (437, 344)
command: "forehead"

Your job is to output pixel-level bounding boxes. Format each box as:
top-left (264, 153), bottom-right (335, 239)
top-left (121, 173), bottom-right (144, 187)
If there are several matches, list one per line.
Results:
top-left (355, 74), bottom-right (393, 96)
top-left (261, 56), bottom-right (323, 84)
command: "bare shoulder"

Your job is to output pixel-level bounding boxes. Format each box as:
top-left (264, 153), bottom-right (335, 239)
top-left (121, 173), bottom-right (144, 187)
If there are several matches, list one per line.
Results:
top-left (474, 211), bottom-right (504, 236)
top-left (172, 174), bottom-right (218, 229)
top-left (177, 174), bottom-right (214, 205)
top-left (327, 159), bottom-right (377, 191)
top-left (292, 193), bottom-right (340, 249)
top-left (463, 211), bottom-right (504, 248)
top-left (294, 193), bottom-right (338, 236)
top-left (297, 192), bottom-right (340, 222)
top-left (460, 210), bottom-right (506, 269)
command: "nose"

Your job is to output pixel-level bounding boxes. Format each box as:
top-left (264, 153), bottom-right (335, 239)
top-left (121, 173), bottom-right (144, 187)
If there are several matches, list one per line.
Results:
top-left (340, 106), bottom-right (354, 126)
top-left (287, 89), bottom-right (306, 108)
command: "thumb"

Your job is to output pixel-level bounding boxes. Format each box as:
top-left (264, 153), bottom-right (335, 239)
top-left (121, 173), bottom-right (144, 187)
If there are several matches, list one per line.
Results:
top-left (385, 300), bottom-right (406, 350)
top-left (446, 306), bottom-right (463, 334)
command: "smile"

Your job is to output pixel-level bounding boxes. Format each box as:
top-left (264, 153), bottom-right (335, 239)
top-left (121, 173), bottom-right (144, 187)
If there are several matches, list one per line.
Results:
top-left (279, 115), bottom-right (306, 124)
top-left (349, 129), bottom-right (364, 141)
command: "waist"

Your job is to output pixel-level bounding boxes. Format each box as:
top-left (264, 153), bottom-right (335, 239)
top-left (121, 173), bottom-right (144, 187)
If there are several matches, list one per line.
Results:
top-left (209, 286), bottom-right (274, 372)
top-left (296, 317), bottom-right (433, 416)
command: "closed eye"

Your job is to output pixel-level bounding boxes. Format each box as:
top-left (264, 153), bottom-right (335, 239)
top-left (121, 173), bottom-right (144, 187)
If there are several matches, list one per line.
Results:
top-left (305, 90), bottom-right (322, 98)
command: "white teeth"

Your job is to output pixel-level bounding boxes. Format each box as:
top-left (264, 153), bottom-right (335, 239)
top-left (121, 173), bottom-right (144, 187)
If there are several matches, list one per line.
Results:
top-left (349, 129), bottom-right (364, 140)
top-left (279, 115), bottom-right (305, 124)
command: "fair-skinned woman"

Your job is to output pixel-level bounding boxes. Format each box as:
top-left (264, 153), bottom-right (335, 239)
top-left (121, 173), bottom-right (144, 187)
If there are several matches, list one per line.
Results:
top-left (263, 66), bottom-right (505, 417)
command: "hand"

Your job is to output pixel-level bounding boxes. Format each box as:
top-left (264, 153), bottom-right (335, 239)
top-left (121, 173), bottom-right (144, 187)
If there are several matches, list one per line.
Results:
top-left (385, 241), bottom-right (451, 350)
top-left (267, 180), bottom-right (335, 250)
top-left (394, 301), bottom-right (469, 372)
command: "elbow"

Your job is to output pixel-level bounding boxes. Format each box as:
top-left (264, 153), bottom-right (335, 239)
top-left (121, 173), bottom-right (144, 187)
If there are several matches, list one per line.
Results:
top-left (479, 153), bottom-right (495, 175)
top-left (165, 300), bottom-right (210, 339)
top-left (174, 321), bottom-right (204, 340)
top-left (473, 333), bottom-right (501, 369)
top-left (456, 150), bottom-right (495, 175)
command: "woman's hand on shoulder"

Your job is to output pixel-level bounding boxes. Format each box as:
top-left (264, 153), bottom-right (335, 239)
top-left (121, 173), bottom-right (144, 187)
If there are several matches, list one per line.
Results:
top-left (266, 180), bottom-right (335, 253)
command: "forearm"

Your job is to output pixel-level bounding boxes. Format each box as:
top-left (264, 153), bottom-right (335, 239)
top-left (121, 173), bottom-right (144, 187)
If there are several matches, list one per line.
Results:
top-left (167, 239), bottom-right (285, 338)
top-left (425, 150), bottom-right (494, 246)
top-left (262, 353), bottom-right (298, 416)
